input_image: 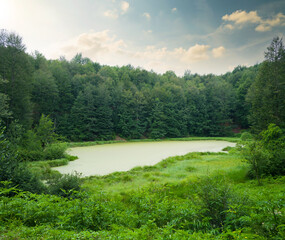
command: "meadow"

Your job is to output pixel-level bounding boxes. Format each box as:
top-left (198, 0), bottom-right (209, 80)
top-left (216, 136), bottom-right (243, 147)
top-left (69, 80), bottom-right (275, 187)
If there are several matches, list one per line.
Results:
top-left (1, 140), bottom-right (285, 239)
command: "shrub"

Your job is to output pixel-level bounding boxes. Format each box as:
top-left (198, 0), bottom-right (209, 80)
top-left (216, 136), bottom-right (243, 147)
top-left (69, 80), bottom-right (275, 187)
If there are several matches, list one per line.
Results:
top-left (240, 124), bottom-right (285, 182)
top-left (192, 175), bottom-right (249, 230)
top-left (240, 132), bottom-right (253, 141)
top-left (18, 148), bottom-right (44, 161)
top-left (18, 130), bottom-right (44, 161)
top-left (43, 143), bottom-right (67, 160)
top-left (0, 127), bottom-right (46, 194)
top-left (47, 172), bottom-right (82, 198)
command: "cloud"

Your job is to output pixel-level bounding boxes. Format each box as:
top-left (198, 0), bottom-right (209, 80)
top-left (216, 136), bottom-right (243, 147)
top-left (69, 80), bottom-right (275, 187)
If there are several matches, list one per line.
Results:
top-left (172, 8), bottom-right (177, 13)
top-left (60, 31), bottom-right (211, 64)
top-left (178, 44), bottom-right (210, 62)
top-left (224, 24), bottom-right (234, 30)
top-left (255, 13), bottom-right (285, 32)
top-left (222, 10), bottom-right (285, 32)
top-left (104, 1), bottom-right (129, 19)
top-left (104, 9), bottom-right (119, 19)
top-left (60, 30), bottom-right (126, 60)
top-left (143, 12), bottom-right (151, 20)
top-left (212, 46), bottom-right (226, 58)
top-left (222, 10), bottom-right (261, 24)
top-left (58, 30), bottom-right (227, 75)
top-left (121, 1), bottom-right (129, 14)
top-left (134, 44), bottom-right (210, 63)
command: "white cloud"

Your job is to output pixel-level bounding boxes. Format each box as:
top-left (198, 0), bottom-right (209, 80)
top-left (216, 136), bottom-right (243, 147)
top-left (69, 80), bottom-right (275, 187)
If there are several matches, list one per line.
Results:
top-left (224, 24), bottom-right (234, 30)
top-left (59, 30), bottom-right (126, 61)
top-left (255, 25), bottom-right (271, 32)
top-left (143, 12), bottom-right (151, 20)
top-left (58, 31), bottom-right (228, 75)
top-left (255, 12), bottom-right (285, 32)
top-left (104, 1), bottom-right (129, 19)
top-left (177, 44), bottom-right (210, 62)
top-left (212, 46), bottom-right (226, 58)
top-left (121, 1), bottom-right (129, 14)
top-left (222, 10), bottom-right (285, 32)
top-left (222, 10), bottom-right (261, 24)
top-left (134, 44), bottom-right (210, 63)
top-left (172, 8), bottom-right (177, 13)
top-left (104, 9), bottom-right (119, 19)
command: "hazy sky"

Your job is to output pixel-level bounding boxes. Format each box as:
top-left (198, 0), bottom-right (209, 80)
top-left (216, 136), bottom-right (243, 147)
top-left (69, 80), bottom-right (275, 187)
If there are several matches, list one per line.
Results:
top-left (1, 0), bottom-right (285, 75)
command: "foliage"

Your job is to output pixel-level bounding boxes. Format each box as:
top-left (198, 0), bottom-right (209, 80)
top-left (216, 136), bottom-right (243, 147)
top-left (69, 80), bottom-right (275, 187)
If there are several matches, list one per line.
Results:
top-left (1, 29), bottom-right (265, 141)
top-left (17, 115), bottom-right (65, 161)
top-left (47, 172), bottom-right (82, 198)
top-left (239, 124), bottom-right (285, 183)
top-left (247, 37), bottom-right (285, 133)
top-left (240, 131), bottom-right (253, 141)
top-left (0, 77), bottom-right (12, 122)
top-left (0, 126), bottom-right (46, 194)
top-left (43, 143), bottom-right (67, 160)
top-left (0, 30), bottom-right (33, 128)
top-left (1, 29), bottom-right (285, 239)
top-left (194, 175), bottom-right (234, 229)
top-left (2, 30), bottom-right (285, 141)
top-left (0, 173), bottom-right (284, 239)
top-left (36, 114), bottom-right (58, 148)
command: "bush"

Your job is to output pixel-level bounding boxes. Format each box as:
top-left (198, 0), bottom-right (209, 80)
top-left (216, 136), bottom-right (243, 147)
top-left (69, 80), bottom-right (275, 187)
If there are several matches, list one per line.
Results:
top-left (18, 148), bottom-right (44, 161)
top-left (43, 143), bottom-right (67, 160)
top-left (0, 127), bottom-right (46, 194)
top-left (240, 124), bottom-right (285, 182)
top-left (193, 175), bottom-right (249, 230)
top-left (18, 130), bottom-right (44, 161)
top-left (240, 132), bottom-right (253, 141)
top-left (47, 172), bottom-right (82, 198)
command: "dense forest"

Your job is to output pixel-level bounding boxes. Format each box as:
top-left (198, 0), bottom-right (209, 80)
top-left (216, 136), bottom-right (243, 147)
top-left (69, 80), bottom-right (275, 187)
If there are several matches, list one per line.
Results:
top-left (1, 30), bottom-right (285, 239)
top-left (2, 30), bottom-right (284, 142)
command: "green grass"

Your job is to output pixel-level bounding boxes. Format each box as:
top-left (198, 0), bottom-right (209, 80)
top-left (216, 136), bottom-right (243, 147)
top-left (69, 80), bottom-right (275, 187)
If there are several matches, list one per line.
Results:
top-left (82, 151), bottom-right (248, 194)
top-left (67, 136), bottom-right (239, 148)
top-left (2, 147), bottom-right (285, 239)
top-left (27, 156), bottom-right (78, 180)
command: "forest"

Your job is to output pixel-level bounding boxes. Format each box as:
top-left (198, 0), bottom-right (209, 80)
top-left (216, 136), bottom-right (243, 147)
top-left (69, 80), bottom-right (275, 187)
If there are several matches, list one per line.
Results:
top-left (0, 30), bottom-right (267, 141)
top-left (0, 30), bottom-right (285, 239)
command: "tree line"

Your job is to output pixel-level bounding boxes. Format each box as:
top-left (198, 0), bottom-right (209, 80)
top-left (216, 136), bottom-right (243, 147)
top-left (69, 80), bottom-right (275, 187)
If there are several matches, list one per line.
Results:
top-left (0, 29), bottom-right (284, 141)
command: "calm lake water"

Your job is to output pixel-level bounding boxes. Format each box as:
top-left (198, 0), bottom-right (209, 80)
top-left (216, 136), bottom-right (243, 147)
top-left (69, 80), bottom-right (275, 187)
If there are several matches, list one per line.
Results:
top-left (53, 141), bottom-right (235, 177)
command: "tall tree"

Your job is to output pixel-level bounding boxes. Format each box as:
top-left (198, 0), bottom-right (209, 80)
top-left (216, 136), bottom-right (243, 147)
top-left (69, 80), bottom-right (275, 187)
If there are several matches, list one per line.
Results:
top-left (0, 30), bottom-right (33, 128)
top-left (0, 77), bottom-right (11, 122)
top-left (247, 37), bottom-right (285, 132)
top-left (32, 69), bottom-right (59, 121)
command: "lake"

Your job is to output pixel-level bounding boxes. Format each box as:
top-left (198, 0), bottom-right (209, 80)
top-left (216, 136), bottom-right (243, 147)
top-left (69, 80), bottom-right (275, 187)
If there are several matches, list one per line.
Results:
top-left (53, 140), bottom-right (236, 177)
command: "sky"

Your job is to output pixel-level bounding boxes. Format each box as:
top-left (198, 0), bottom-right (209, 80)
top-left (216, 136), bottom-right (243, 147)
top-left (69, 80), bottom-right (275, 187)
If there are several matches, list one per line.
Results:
top-left (1, 0), bottom-right (285, 75)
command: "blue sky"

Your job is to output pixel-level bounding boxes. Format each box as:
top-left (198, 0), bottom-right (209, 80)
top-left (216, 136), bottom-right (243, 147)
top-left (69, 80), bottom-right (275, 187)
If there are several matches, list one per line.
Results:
top-left (1, 0), bottom-right (285, 75)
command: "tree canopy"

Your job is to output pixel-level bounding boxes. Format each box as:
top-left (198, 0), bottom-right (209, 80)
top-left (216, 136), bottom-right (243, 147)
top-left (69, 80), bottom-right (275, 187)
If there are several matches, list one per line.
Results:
top-left (1, 30), bottom-right (284, 141)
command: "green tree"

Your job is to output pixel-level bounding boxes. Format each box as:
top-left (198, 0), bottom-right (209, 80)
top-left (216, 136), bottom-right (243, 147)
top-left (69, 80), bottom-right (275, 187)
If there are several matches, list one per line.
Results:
top-left (36, 114), bottom-right (58, 148)
top-left (0, 30), bottom-right (33, 128)
top-left (149, 98), bottom-right (167, 139)
top-left (71, 83), bottom-right (113, 141)
top-left (0, 77), bottom-right (11, 122)
top-left (116, 89), bottom-right (146, 139)
top-left (70, 86), bottom-right (96, 141)
top-left (240, 124), bottom-right (285, 183)
top-left (32, 69), bottom-right (59, 121)
top-left (247, 37), bottom-right (285, 132)
top-left (0, 126), bottom-right (46, 193)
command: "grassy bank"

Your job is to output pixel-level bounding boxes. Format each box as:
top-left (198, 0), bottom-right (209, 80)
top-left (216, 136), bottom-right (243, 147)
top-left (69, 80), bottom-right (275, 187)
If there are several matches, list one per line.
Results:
top-left (67, 136), bottom-right (240, 148)
top-left (1, 149), bottom-right (285, 239)
top-left (27, 155), bottom-right (78, 180)
top-left (82, 151), bottom-right (247, 194)
top-left (33, 137), bottom-right (239, 178)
